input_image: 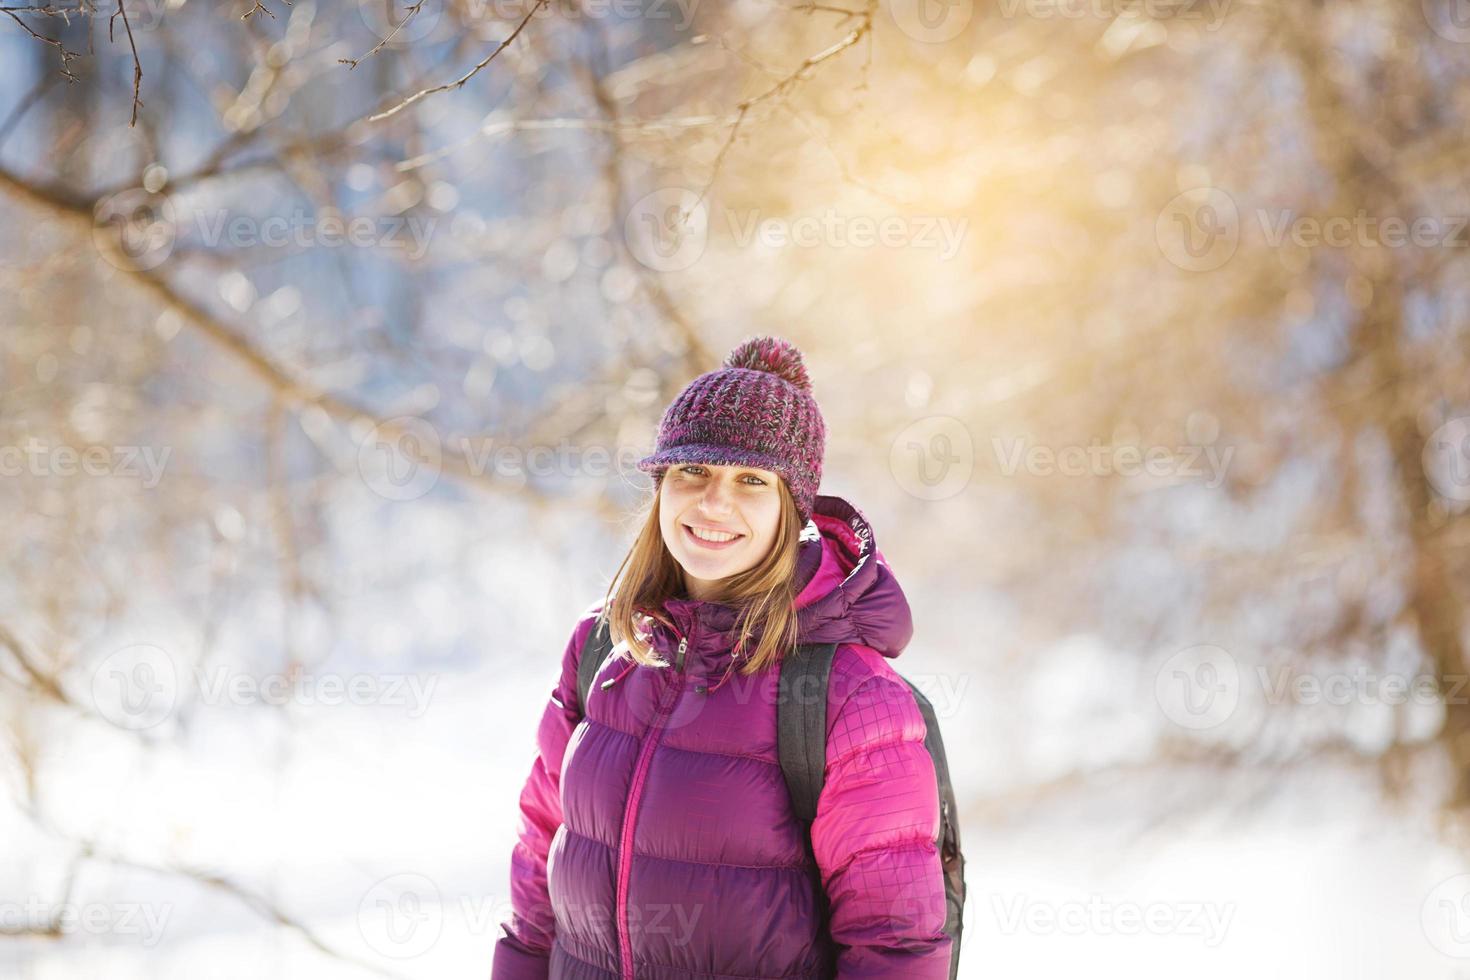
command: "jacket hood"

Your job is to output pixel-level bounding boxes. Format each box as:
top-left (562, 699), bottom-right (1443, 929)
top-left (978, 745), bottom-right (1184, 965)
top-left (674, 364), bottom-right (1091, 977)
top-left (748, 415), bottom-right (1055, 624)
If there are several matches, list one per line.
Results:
top-left (641, 493), bottom-right (914, 681)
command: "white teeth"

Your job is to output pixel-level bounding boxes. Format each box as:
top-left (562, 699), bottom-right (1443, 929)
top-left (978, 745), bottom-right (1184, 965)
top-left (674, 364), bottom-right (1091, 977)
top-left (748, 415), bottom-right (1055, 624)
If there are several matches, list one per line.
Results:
top-left (688, 526), bottom-right (739, 543)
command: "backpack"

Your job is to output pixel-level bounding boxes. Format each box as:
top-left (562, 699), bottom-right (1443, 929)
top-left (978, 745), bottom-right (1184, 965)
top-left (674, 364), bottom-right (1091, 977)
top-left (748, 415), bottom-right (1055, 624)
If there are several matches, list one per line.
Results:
top-left (575, 619), bottom-right (966, 979)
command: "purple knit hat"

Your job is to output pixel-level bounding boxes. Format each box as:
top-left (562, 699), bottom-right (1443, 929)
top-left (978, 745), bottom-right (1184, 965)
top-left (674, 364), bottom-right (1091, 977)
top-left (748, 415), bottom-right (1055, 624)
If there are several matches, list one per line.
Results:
top-left (637, 336), bottom-right (826, 525)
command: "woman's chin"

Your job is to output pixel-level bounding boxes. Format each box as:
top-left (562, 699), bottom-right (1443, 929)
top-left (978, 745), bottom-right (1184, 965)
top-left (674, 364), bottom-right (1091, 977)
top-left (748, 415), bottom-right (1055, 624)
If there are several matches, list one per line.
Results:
top-left (678, 550), bottom-right (753, 583)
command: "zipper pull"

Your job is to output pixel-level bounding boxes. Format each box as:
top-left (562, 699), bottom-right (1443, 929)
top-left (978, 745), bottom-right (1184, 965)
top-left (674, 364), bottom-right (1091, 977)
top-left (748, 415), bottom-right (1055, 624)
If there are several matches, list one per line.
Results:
top-left (674, 635), bottom-right (688, 672)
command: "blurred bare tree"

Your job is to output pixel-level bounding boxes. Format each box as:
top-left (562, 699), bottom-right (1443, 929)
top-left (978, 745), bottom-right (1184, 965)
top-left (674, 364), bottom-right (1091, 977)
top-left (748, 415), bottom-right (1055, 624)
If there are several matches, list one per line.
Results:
top-left (4, 0), bottom-right (1470, 972)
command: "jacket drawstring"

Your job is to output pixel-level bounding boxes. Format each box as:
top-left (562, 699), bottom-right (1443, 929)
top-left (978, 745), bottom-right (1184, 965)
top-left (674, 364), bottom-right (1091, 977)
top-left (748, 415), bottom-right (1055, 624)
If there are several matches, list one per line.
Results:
top-left (703, 650), bottom-right (742, 694)
top-left (599, 657), bottom-right (639, 690)
top-left (599, 610), bottom-right (674, 692)
top-left (599, 624), bottom-right (746, 694)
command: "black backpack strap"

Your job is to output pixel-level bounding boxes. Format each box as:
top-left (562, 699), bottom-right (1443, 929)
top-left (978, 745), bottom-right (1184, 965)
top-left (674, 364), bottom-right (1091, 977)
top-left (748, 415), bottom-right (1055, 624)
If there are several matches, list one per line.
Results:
top-left (575, 616), bottom-right (615, 717)
top-left (899, 678), bottom-right (958, 850)
top-left (777, 641), bottom-right (839, 974)
top-left (776, 642), bottom-right (837, 824)
top-left (900, 678), bottom-right (965, 977)
top-left (780, 651), bottom-right (966, 980)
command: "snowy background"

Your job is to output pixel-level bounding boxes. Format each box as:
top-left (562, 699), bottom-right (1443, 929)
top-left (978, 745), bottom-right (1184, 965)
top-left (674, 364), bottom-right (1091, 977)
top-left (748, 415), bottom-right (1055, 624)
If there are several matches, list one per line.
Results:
top-left (5, 0), bottom-right (1470, 977)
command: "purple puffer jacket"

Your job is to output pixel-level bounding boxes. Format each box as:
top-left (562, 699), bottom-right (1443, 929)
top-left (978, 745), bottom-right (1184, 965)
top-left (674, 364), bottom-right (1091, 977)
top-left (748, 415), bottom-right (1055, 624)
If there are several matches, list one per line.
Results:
top-left (492, 494), bottom-right (952, 979)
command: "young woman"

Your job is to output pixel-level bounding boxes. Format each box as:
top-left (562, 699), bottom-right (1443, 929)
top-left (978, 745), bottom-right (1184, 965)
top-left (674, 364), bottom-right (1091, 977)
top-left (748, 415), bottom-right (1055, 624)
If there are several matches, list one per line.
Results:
top-left (492, 337), bottom-right (952, 979)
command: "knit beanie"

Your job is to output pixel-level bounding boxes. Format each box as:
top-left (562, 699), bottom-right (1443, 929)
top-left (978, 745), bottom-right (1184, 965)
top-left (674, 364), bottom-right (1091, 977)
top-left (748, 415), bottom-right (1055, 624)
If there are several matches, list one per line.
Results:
top-left (636, 336), bottom-right (826, 525)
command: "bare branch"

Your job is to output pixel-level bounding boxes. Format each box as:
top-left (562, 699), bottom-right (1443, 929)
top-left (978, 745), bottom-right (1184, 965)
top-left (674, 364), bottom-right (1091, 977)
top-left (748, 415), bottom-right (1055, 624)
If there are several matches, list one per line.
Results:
top-left (0, 623), bottom-right (69, 706)
top-left (694, 3), bottom-right (874, 205)
top-left (366, 0), bottom-right (551, 123)
top-left (240, 0), bottom-right (290, 18)
top-left (339, 0), bottom-right (425, 70)
top-left (0, 846), bottom-right (90, 939)
top-left (112, 858), bottom-right (404, 979)
top-left (575, 25), bottom-right (716, 376)
top-left (1, 5), bottom-right (83, 80)
top-left (0, 162), bottom-right (632, 525)
top-left (108, 0), bottom-right (143, 126)
top-left (13, 808), bottom-right (402, 980)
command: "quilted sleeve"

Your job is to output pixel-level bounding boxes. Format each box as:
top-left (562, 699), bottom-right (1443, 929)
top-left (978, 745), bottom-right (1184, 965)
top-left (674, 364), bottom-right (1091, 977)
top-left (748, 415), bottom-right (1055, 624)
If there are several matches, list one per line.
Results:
top-left (810, 659), bottom-right (952, 979)
top-left (491, 613), bottom-right (597, 980)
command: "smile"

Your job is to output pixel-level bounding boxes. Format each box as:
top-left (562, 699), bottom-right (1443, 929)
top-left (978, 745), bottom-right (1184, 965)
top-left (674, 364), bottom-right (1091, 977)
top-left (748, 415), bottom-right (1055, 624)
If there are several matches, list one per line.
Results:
top-left (683, 523), bottom-right (744, 549)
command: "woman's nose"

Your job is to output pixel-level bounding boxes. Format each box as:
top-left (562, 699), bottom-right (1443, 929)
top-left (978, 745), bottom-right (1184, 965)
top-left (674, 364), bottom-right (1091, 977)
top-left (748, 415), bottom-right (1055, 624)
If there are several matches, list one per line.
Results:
top-left (699, 480), bottom-right (733, 514)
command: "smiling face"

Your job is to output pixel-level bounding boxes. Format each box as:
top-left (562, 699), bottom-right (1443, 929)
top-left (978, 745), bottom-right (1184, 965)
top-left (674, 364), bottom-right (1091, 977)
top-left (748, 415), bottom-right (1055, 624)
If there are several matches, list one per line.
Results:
top-left (658, 462), bottom-right (785, 601)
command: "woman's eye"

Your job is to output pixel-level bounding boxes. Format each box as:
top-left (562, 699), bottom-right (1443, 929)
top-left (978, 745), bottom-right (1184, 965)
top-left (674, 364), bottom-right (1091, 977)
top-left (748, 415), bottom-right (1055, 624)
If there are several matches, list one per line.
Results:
top-left (676, 465), bottom-right (763, 484)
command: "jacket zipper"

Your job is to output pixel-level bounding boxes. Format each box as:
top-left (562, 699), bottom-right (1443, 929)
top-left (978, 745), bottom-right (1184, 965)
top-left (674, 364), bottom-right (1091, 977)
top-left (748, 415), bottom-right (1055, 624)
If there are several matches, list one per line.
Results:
top-left (615, 628), bottom-right (689, 979)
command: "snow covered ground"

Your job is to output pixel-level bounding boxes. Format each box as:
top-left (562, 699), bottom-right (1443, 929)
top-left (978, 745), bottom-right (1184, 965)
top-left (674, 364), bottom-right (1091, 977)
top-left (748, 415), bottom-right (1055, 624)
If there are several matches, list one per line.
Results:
top-left (4, 492), bottom-right (1465, 979)
top-left (6, 643), bottom-right (1468, 978)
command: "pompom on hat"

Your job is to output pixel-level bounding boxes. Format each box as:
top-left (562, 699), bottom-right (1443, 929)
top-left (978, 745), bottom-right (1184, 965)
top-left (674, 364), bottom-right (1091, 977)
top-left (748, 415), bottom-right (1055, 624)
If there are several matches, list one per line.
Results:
top-left (637, 336), bottom-right (826, 525)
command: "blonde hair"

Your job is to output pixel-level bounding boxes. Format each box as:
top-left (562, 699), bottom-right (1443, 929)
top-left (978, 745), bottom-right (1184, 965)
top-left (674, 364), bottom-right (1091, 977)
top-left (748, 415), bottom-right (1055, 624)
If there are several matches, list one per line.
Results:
top-left (600, 478), bottom-right (806, 676)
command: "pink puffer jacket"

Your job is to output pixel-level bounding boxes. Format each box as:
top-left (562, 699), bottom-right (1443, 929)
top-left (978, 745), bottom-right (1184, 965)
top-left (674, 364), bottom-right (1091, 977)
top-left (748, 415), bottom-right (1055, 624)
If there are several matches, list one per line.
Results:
top-left (492, 494), bottom-right (951, 978)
